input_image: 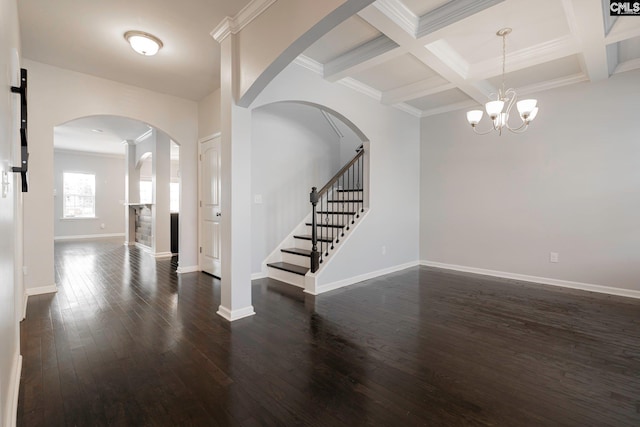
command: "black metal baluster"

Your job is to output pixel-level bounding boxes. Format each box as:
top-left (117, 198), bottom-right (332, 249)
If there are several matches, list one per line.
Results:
top-left (356, 157), bottom-right (360, 218)
top-left (350, 165), bottom-right (355, 224)
top-left (346, 168), bottom-right (350, 231)
top-left (310, 187), bottom-right (319, 273)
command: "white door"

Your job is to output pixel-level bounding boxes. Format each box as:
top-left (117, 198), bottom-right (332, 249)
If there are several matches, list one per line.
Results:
top-left (199, 136), bottom-right (221, 277)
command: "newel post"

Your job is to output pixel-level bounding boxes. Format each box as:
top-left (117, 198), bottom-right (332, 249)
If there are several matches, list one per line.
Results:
top-left (310, 187), bottom-right (320, 273)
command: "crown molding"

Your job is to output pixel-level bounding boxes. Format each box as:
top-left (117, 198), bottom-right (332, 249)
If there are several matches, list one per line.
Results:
top-left (211, 0), bottom-right (277, 43)
top-left (416, 0), bottom-right (505, 38)
top-left (392, 102), bottom-right (422, 117)
top-left (373, 0), bottom-right (418, 36)
top-left (424, 39), bottom-right (470, 79)
top-left (54, 148), bottom-right (125, 159)
top-left (293, 55), bottom-right (324, 75)
top-left (420, 99), bottom-right (477, 118)
top-left (338, 77), bottom-right (382, 101)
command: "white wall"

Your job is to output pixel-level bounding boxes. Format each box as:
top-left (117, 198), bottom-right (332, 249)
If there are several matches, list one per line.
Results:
top-left (251, 102), bottom-right (349, 273)
top-left (0, 0), bottom-right (21, 423)
top-left (198, 89), bottom-right (221, 139)
top-left (53, 150), bottom-right (125, 239)
top-left (23, 59), bottom-right (199, 291)
top-left (253, 62), bottom-right (421, 287)
top-left (420, 69), bottom-right (640, 292)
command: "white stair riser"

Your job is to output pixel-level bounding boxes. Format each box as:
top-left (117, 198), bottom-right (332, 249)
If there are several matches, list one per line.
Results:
top-left (267, 267), bottom-right (305, 288)
top-left (282, 252), bottom-right (311, 268)
top-left (304, 227), bottom-right (345, 239)
top-left (319, 203), bottom-right (362, 213)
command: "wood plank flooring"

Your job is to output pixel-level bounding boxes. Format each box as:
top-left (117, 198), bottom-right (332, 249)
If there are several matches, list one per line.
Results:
top-left (17, 239), bottom-right (640, 426)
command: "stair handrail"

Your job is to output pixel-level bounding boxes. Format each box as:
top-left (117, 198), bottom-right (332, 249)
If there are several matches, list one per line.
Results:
top-left (309, 145), bottom-right (365, 273)
top-left (316, 146), bottom-right (364, 197)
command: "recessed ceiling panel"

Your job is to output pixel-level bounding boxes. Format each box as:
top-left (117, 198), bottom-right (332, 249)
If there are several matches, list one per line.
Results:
top-left (487, 55), bottom-right (582, 90)
top-left (438, 0), bottom-right (570, 65)
top-left (405, 88), bottom-right (471, 111)
top-left (616, 35), bottom-right (640, 63)
top-left (400, 0), bottom-right (450, 18)
top-left (351, 53), bottom-right (437, 91)
top-left (303, 15), bottom-right (381, 64)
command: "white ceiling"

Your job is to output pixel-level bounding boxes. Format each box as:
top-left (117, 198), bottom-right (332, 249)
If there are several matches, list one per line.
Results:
top-left (298, 0), bottom-right (640, 118)
top-left (18, 0), bottom-right (252, 101)
top-left (19, 0), bottom-right (640, 141)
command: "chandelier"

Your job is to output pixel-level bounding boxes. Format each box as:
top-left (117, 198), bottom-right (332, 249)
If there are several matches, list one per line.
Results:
top-left (466, 28), bottom-right (538, 135)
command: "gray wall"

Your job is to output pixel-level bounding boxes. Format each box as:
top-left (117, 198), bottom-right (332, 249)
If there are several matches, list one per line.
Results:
top-left (420, 69), bottom-right (640, 292)
top-left (251, 102), bottom-right (358, 273)
top-left (54, 150), bottom-right (125, 238)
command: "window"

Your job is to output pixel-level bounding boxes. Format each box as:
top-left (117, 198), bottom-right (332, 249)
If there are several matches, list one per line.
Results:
top-left (63, 172), bottom-right (95, 218)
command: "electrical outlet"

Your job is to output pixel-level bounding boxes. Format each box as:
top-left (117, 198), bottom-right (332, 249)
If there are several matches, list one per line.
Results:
top-left (550, 252), bottom-right (559, 263)
top-left (254, 194), bottom-right (263, 204)
top-left (100, 223), bottom-right (106, 229)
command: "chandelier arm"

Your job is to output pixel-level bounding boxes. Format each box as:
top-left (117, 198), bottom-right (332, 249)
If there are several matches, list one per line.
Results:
top-left (471, 124), bottom-right (497, 135)
top-left (506, 123), bottom-right (530, 134)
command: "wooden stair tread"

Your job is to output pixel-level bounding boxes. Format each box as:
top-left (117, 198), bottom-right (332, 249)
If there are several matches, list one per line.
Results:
top-left (305, 223), bottom-right (344, 228)
top-left (281, 248), bottom-right (312, 257)
top-left (336, 189), bottom-right (362, 192)
top-left (294, 234), bottom-right (333, 242)
top-left (328, 199), bottom-right (363, 203)
top-left (267, 262), bottom-right (309, 276)
top-left (317, 211), bottom-right (356, 215)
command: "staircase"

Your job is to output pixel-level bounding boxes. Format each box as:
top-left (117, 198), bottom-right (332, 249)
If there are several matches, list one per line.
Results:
top-left (265, 146), bottom-right (367, 290)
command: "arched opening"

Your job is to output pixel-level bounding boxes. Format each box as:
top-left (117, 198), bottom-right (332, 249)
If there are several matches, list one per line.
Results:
top-left (250, 100), bottom-right (369, 276)
top-left (53, 115), bottom-right (182, 262)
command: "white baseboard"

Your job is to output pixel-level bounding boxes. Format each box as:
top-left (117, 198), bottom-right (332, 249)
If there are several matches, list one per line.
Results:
top-left (22, 292), bottom-right (27, 320)
top-left (176, 265), bottom-right (200, 274)
top-left (25, 284), bottom-right (58, 297)
top-left (307, 261), bottom-right (420, 296)
top-left (124, 241), bottom-right (136, 246)
top-left (5, 352), bottom-right (22, 427)
top-left (251, 272), bottom-right (267, 280)
top-left (420, 260), bottom-right (640, 300)
top-left (54, 233), bottom-right (124, 241)
top-left (151, 252), bottom-right (173, 259)
top-left (217, 305), bottom-right (256, 321)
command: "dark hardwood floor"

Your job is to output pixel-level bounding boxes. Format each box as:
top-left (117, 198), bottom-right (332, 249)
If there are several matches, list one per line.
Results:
top-left (17, 239), bottom-right (640, 426)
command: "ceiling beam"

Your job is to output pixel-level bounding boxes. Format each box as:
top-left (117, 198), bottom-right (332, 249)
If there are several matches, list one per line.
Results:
top-left (416, 0), bottom-right (505, 38)
top-left (323, 35), bottom-right (405, 82)
top-left (358, 5), bottom-right (494, 104)
top-left (563, 0), bottom-right (609, 82)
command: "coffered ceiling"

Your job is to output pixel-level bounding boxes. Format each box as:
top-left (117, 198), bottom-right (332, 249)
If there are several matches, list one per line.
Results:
top-left (298, 0), bottom-right (640, 117)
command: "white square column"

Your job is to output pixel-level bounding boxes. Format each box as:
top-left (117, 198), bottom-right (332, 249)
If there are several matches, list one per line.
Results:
top-left (217, 34), bottom-right (255, 321)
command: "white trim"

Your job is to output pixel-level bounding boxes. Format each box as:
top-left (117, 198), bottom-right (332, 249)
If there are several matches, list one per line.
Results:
top-left (151, 252), bottom-right (173, 259)
top-left (251, 272), bottom-right (268, 280)
top-left (307, 261), bottom-right (420, 296)
top-left (211, 0), bottom-right (277, 42)
top-left (339, 78), bottom-right (382, 101)
top-left (293, 55), bottom-right (324, 75)
top-left (5, 353), bottom-right (22, 427)
top-left (323, 35), bottom-right (401, 81)
top-left (420, 99), bottom-right (477, 118)
top-left (22, 292), bottom-right (27, 320)
top-left (25, 284), bottom-right (58, 296)
top-left (58, 216), bottom-right (100, 221)
top-left (614, 57), bottom-right (640, 75)
top-left (54, 148), bottom-right (125, 159)
top-left (176, 265), bottom-right (200, 274)
top-left (217, 305), bottom-right (256, 321)
top-left (392, 102), bottom-right (423, 117)
top-left (517, 73), bottom-right (589, 96)
top-left (420, 260), bottom-right (640, 300)
top-left (416, 0), bottom-right (505, 38)
top-left (372, 0), bottom-right (418, 36)
top-left (198, 132), bottom-right (222, 144)
top-left (54, 233), bottom-right (124, 241)
top-left (124, 241), bottom-right (136, 246)
top-left (135, 242), bottom-right (152, 253)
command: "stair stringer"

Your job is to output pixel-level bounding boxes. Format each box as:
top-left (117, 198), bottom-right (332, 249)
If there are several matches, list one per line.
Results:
top-left (260, 212), bottom-right (313, 284)
top-left (303, 208), bottom-right (370, 295)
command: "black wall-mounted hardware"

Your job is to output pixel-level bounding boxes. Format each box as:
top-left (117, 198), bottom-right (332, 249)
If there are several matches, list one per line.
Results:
top-left (11, 68), bottom-right (29, 192)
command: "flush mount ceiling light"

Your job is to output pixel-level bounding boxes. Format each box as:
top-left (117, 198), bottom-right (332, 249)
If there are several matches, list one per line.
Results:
top-left (466, 28), bottom-right (539, 135)
top-left (124, 31), bottom-right (163, 56)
